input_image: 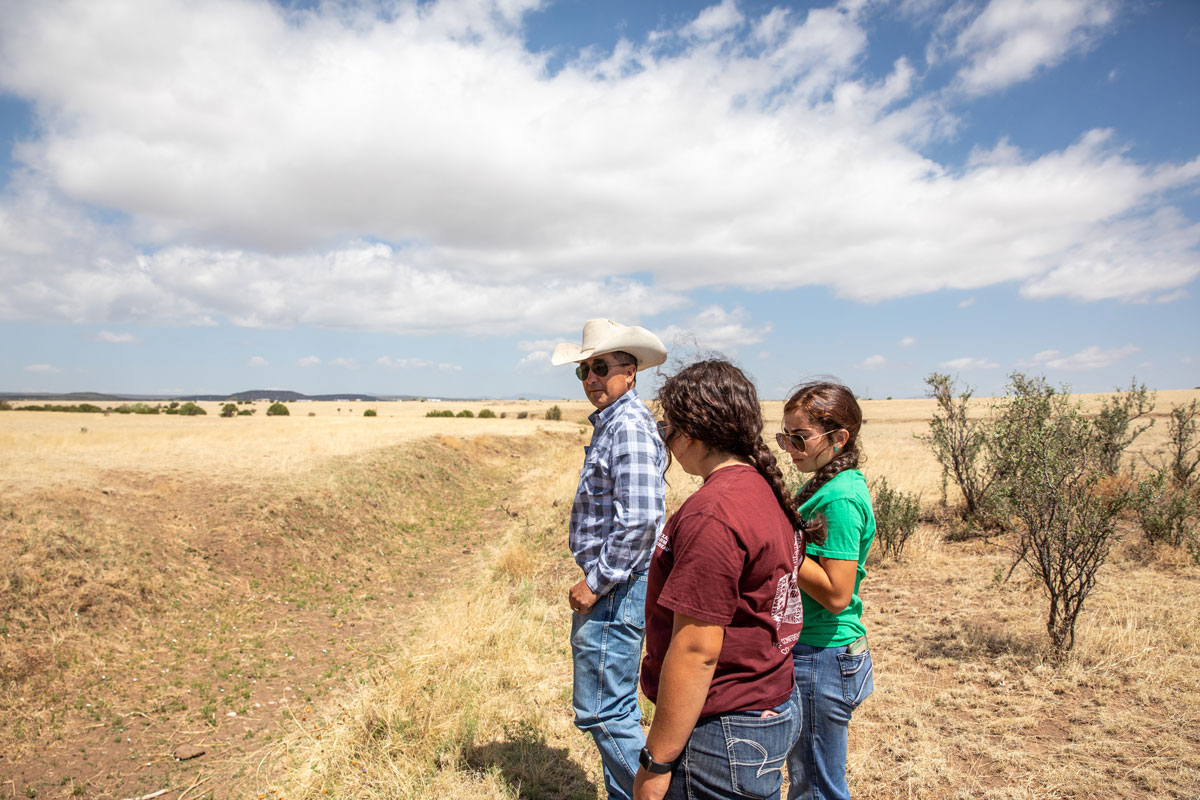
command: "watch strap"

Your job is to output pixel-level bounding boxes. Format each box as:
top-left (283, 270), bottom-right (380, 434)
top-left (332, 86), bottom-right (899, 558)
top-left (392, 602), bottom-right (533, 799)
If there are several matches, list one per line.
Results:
top-left (639, 746), bottom-right (675, 774)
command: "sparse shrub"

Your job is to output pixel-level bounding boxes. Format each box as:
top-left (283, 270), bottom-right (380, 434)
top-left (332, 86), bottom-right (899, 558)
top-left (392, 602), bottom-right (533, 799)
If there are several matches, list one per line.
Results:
top-left (425, 409), bottom-right (455, 418)
top-left (517, 411), bottom-right (528, 420)
top-left (1135, 469), bottom-right (1197, 550)
top-left (364, 409), bottom-right (377, 417)
top-left (871, 477), bottom-right (920, 561)
top-left (113, 402), bottom-right (160, 415)
top-left (176, 402), bottom-right (206, 416)
top-left (921, 372), bottom-right (995, 523)
top-left (478, 408), bottom-right (496, 418)
top-left (307, 411), bottom-right (316, 416)
top-left (220, 403), bottom-right (238, 418)
top-left (989, 373), bottom-right (1135, 655)
top-left (266, 402), bottom-right (289, 416)
top-left (0, 400), bottom-right (11, 411)
top-left (1163, 400), bottom-right (1200, 488)
top-left (168, 401), bottom-right (180, 410)
top-left (237, 409), bottom-right (254, 416)
top-left (545, 405), bottom-right (562, 421)
top-left (456, 409), bottom-right (474, 418)
top-left (499, 411), bottom-right (507, 419)
top-left (1093, 378), bottom-right (1155, 475)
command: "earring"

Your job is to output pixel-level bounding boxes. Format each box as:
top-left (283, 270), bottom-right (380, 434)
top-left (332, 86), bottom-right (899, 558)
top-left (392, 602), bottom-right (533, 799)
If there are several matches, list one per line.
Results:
top-left (834, 446), bottom-right (840, 452)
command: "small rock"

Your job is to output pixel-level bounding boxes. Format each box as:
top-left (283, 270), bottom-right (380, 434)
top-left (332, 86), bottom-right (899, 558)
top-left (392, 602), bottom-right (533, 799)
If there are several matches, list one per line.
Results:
top-left (174, 744), bottom-right (206, 760)
top-left (101, 487), bottom-right (116, 495)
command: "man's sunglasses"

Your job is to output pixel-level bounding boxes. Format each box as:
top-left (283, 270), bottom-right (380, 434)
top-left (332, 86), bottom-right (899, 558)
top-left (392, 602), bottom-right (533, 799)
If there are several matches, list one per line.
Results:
top-left (775, 429), bottom-right (836, 454)
top-left (575, 358), bottom-right (633, 380)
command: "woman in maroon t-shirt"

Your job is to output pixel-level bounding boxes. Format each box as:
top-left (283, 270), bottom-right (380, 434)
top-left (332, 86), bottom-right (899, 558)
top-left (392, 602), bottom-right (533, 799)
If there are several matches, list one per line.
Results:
top-left (635, 360), bottom-right (823, 800)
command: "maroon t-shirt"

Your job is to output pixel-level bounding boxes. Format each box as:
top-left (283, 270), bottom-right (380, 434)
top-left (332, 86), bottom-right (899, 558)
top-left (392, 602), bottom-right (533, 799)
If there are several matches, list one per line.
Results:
top-left (640, 464), bottom-right (803, 717)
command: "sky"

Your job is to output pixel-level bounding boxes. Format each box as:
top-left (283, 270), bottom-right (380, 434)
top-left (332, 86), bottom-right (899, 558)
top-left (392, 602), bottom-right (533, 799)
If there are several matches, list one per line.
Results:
top-left (0, 0), bottom-right (1197, 401)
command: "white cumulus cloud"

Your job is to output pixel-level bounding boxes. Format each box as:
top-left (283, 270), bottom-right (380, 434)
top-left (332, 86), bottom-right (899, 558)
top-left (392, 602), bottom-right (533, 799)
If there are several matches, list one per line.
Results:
top-left (859, 354), bottom-right (887, 369)
top-left (1031, 344), bottom-right (1139, 370)
top-left (0, 0), bottom-right (1192, 336)
top-left (297, 355), bottom-right (321, 367)
top-left (247, 356), bottom-right (269, 367)
top-left (660, 306), bottom-right (771, 354)
top-left (25, 363), bottom-right (60, 373)
top-left (950, 0), bottom-right (1118, 96)
top-left (95, 330), bottom-right (139, 343)
top-left (941, 356), bottom-right (1000, 370)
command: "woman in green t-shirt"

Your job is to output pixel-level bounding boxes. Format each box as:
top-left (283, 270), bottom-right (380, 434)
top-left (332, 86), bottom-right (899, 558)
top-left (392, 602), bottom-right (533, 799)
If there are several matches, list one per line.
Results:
top-left (776, 381), bottom-right (875, 800)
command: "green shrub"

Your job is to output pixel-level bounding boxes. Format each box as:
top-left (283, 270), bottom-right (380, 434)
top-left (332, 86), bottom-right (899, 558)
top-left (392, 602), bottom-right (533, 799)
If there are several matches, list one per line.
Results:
top-left (266, 402), bottom-right (290, 416)
top-left (1093, 379), bottom-right (1155, 475)
top-left (517, 411), bottom-right (528, 420)
top-left (364, 409), bottom-right (377, 417)
top-left (545, 405), bottom-right (562, 421)
top-left (237, 409), bottom-right (255, 416)
top-left (1135, 469), bottom-right (1197, 550)
top-left (220, 403), bottom-right (238, 418)
top-left (425, 409), bottom-right (455, 418)
top-left (478, 408), bottom-right (496, 419)
top-left (1164, 400), bottom-right (1200, 488)
top-left (921, 372), bottom-right (995, 522)
top-left (113, 403), bottom-right (160, 415)
top-left (0, 400), bottom-right (11, 411)
top-left (176, 402), bottom-right (206, 416)
top-left (456, 409), bottom-right (474, 418)
top-left (989, 373), bottom-right (1134, 655)
top-left (871, 477), bottom-right (920, 561)
top-left (18, 403), bottom-right (106, 413)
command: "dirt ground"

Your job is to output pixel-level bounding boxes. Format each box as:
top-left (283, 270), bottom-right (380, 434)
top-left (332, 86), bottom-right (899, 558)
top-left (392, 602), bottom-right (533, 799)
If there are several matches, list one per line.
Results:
top-left (0, 409), bottom-right (582, 799)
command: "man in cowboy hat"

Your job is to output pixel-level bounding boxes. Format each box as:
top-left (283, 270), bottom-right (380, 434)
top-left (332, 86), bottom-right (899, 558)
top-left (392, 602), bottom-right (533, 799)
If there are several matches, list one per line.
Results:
top-left (552, 319), bottom-right (668, 800)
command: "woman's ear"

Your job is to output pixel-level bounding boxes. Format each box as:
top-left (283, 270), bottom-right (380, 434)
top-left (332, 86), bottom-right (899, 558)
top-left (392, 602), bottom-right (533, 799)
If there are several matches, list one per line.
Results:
top-left (833, 428), bottom-right (851, 450)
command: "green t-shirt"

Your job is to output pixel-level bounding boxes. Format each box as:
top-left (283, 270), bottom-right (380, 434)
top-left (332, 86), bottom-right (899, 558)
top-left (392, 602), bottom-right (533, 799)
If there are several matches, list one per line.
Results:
top-left (798, 469), bottom-right (875, 647)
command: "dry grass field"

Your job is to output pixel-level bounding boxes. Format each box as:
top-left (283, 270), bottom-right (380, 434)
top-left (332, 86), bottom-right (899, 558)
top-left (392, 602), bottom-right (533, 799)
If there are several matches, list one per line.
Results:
top-left (1, 388), bottom-right (1198, 799)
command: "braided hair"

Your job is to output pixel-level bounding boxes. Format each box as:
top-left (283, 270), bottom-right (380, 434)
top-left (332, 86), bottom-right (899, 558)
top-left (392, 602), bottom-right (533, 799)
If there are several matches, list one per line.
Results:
top-left (657, 359), bottom-right (804, 534)
top-left (784, 381), bottom-right (863, 541)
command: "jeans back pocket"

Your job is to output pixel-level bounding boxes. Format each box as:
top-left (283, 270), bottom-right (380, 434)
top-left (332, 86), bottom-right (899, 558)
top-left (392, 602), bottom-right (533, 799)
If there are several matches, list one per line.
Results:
top-left (720, 702), bottom-right (797, 798)
top-left (837, 649), bottom-right (874, 709)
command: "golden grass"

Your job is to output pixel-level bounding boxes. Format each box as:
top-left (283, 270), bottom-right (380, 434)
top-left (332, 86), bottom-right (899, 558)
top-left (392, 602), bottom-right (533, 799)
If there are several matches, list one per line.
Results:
top-left (0, 399), bottom-right (597, 493)
top-left (3, 386), bottom-right (1199, 799)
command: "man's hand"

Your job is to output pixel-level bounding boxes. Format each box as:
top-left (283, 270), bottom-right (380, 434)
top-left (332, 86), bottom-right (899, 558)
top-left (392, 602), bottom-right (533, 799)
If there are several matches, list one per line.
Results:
top-left (633, 767), bottom-right (670, 800)
top-left (568, 579), bottom-right (601, 614)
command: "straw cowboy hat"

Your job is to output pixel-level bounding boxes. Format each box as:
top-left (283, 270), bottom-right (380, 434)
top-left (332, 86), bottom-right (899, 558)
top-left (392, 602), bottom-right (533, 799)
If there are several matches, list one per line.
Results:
top-left (551, 319), bottom-right (667, 371)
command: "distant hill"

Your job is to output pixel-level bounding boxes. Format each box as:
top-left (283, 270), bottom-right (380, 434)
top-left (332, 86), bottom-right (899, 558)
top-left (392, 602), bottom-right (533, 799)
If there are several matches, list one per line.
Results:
top-left (0, 389), bottom-right (485, 403)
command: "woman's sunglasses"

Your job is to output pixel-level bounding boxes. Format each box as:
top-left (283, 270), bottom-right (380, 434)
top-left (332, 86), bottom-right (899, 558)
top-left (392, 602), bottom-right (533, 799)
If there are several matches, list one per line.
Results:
top-left (575, 358), bottom-right (632, 380)
top-left (775, 429), bottom-right (836, 454)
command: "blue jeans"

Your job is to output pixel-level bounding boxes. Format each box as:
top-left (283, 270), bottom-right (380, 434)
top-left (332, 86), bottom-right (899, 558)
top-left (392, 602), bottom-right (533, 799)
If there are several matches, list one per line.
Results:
top-left (572, 573), bottom-right (647, 800)
top-left (666, 693), bottom-right (800, 800)
top-left (785, 642), bottom-right (874, 800)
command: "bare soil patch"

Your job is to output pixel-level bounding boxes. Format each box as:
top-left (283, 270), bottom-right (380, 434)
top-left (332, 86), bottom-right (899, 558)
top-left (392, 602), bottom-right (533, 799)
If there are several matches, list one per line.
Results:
top-left (1, 427), bottom-right (576, 799)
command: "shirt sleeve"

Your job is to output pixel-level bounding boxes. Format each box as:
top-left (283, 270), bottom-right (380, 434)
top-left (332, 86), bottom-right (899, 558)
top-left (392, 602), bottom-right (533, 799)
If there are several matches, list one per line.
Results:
top-left (584, 418), bottom-right (666, 595)
top-left (806, 497), bottom-right (865, 561)
top-left (656, 511), bottom-right (743, 625)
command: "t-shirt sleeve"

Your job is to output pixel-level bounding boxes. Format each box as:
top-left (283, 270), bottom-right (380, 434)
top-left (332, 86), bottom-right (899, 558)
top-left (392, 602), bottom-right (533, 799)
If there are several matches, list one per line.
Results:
top-left (656, 511), bottom-right (745, 626)
top-left (806, 497), bottom-right (865, 561)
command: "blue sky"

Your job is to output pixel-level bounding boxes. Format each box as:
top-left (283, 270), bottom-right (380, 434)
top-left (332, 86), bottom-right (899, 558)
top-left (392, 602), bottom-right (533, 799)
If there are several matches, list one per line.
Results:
top-left (1, 0), bottom-right (1197, 400)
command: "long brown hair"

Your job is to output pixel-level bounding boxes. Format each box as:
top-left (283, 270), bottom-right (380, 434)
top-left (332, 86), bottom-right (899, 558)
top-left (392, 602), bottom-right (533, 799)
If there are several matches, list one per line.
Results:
top-left (784, 381), bottom-right (863, 540)
top-left (657, 359), bottom-right (804, 535)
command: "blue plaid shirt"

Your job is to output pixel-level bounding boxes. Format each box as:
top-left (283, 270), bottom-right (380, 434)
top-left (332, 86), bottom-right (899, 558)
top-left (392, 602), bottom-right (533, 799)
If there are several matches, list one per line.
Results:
top-left (570, 388), bottom-right (667, 596)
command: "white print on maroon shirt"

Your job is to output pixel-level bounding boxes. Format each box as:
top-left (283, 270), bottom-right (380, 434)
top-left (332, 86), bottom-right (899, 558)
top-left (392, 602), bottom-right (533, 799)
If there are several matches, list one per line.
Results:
top-left (771, 533), bottom-right (805, 652)
top-left (655, 529), bottom-right (670, 552)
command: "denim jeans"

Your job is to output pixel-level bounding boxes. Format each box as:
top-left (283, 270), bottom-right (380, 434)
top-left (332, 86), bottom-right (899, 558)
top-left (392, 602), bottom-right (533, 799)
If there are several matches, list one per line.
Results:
top-left (785, 642), bottom-right (874, 800)
top-left (571, 573), bottom-right (648, 800)
top-left (665, 693), bottom-right (800, 800)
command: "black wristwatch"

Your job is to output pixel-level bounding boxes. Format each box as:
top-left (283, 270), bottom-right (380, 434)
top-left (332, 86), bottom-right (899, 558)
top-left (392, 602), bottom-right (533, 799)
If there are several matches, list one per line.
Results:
top-left (639, 746), bottom-right (675, 774)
